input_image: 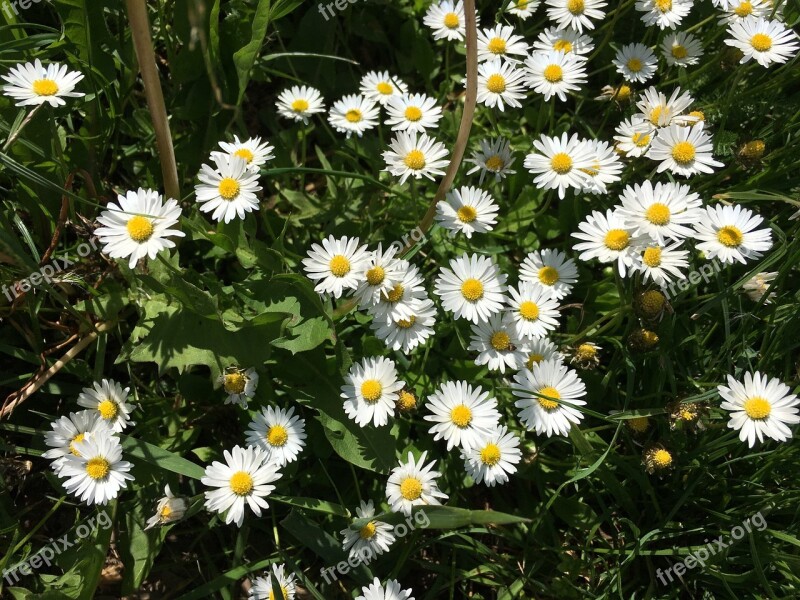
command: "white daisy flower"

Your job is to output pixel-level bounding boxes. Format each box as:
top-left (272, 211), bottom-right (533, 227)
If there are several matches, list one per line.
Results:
top-left (341, 357), bottom-right (404, 427)
top-left (370, 297), bottom-right (438, 353)
top-left (477, 24), bottom-right (530, 63)
top-left (386, 451), bottom-right (448, 515)
top-left (1, 59), bottom-right (84, 107)
top-left (423, 0), bottom-right (468, 41)
top-left (521, 337), bottom-right (565, 371)
top-left (60, 432), bottom-right (134, 505)
top-left (356, 578), bottom-right (415, 600)
top-left (43, 411), bottom-right (112, 475)
top-left (693, 203), bottom-right (773, 264)
top-left (545, 0), bottom-right (607, 33)
top-left (532, 27), bottom-right (595, 59)
top-left (77, 379), bottom-right (136, 433)
top-left (462, 425), bottom-right (522, 486)
top-left (579, 139), bottom-right (624, 195)
top-left (385, 93), bottom-right (443, 132)
top-left (661, 31), bottom-right (704, 67)
top-left (647, 122), bottom-right (724, 176)
top-left (508, 0), bottom-right (541, 20)
top-left (717, 0), bottom-right (771, 26)
top-left (616, 180), bottom-right (704, 243)
top-left (511, 358), bottom-right (587, 437)
top-left (328, 94), bottom-right (380, 138)
top-left (635, 86), bottom-right (696, 128)
top-left (94, 188), bottom-right (184, 270)
top-left (195, 154), bottom-right (262, 223)
top-left (633, 241), bottom-right (690, 286)
top-left (213, 135), bottom-right (274, 173)
top-left (724, 17), bottom-right (800, 67)
top-left (276, 85), bottom-right (326, 124)
top-left (524, 132), bottom-right (595, 200)
top-left (201, 445), bottom-right (281, 527)
top-left (245, 405), bottom-right (306, 467)
top-left (464, 137), bottom-right (517, 184)
top-left (476, 58), bottom-right (527, 111)
top-left (718, 372), bottom-right (800, 448)
top-left (613, 116), bottom-right (656, 157)
top-left (519, 248), bottom-right (579, 301)
top-left (433, 253), bottom-right (507, 324)
top-left (340, 500), bottom-right (396, 560)
top-left (360, 71), bottom-right (409, 106)
top-left (505, 282), bottom-right (561, 340)
top-left (383, 130), bottom-right (450, 184)
top-left (424, 380), bottom-right (501, 450)
top-left (468, 313), bottom-right (529, 373)
top-left (218, 367), bottom-right (259, 409)
top-left (435, 186), bottom-right (499, 238)
top-left (524, 50), bottom-right (588, 102)
top-left (353, 244), bottom-right (405, 309)
top-left (367, 261), bottom-right (428, 324)
top-left (635, 0), bottom-right (693, 30)
top-left (145, 484), bottom-right (190, 530)
top-left (249, 563), bottom-right (296, 600)
top-left (302, 235), bottom-right (370, 298)
top-left (571, 209), bottom-right (648, 277)
top-left (743, 271), bottom-right (778, 304)
top-left (613, 43), bottom-right (658, 83)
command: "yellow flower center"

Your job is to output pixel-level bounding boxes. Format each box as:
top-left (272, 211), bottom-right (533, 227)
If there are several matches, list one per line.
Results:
top-left (404, 106), bottom-right (423, 121)
top-left (397, 316), bottom-right (416, 329)
top-left (631, 132), bottom-right (651, 148)
top-left (751, 33), bottom-right (772, 52)
top-left (550, 152), bottom-right (573, 174)
top-left (366, 265), bottom-right (385, 286)
top-left (33, 78), bottom-right (59, 96)
top-left (642, 247), bottom-right (662, 268)
top-left (267, 425), bottom-right (289, 447)
top-left (517, 0), bottom-right (529, 7)
top-left (361, 379), bottom-right (383, 403)
top-left (485, 155), bottom-right (505, 171)
top-left (649, 105), bottom-right (665, 125)
top-left (654, 0), bottom-right (672, 12)
top-left (461, 278), bottom-right (484, 301)
top-left (126, 216), bottom-right (154, 243)
top-left (443, 12), bottom-right (460, 28)
top-left (359, 522), bottom-right (377, 539)
top-left (671, 45), bottom-right (688, 59)
top-left (553, 39), bottom-right (573, 53)
top-left (616, 84), bottom-right (632, 101)
top-left (537, 386), bottom-right (561, 410)
top-left (329, 254), bottom-right (351, 277)
top-left (717, 225), bottom-right (743, 248)
top-left (543, 64), bottom-right (564, 83)
top-left (229, 471), bottom-right (254, 496)
top-left (234, 148), bottom-right (254, 163)
top-left (400, 477), bottom-right (423, 500)
top-left (385, 283), bottom-right (404, 303)
top-left (645, 203), bottom-right (671, 225)
top-left (345, 108), bottom-right (362, 123)
top-left (487, 37), bottom-right (507, 55)
top-left (526, 353), bottom-right (544, 369)
top-left (69, 433), bottom-right (85, 456)
top-left (291, 98), bottom-right (309, 112)
top-left (450, 404), bottom-right (473, 428)
top-left (160, 504), bottom-right (173, 519)
top-left (671, 141), bottom-right (696, 165)
top-left (404, 149), bottom-right (426, 170)
top-left (268, 588), bottom-right (288, 600)
top-left (486, 74), bottom-right (506, 94)
top-left (97, 399), bottom-right (118, 420)
top-left (734, 1), bottom-right (753, 16)
top-left (490, 331), bottom-right (511, 351)
top-left (628, 416), bottom-right (649, 432)
top-left (604, 229), bottom-right (630, 251)
top-left (567, 0), bottom-right (585, 15)
top-left (480, 443), bottom-right (502, 466)
top-left (218, 177), bottom-right (240, 200)
top-left (538, 266), bottom-right (560, 286)
top-left (741, 139), bottom-right (765, 159)
top-left (397, 390), bottom-right (417, 411)
top-left (627, 58), bottom-right (643, 73)
top-left (519, 301), bottom-right (540, 321)
top-left (576, 343), bottom-right (597, 360)
top-left (689, 110), bottom-right (705, 121)
top-left (457, 205), bottom-right (478, 223)
top-left (86, 457), bottom-right (110, 480)
top-left (639, 290), bottom-right (666, 316)
top-left (376, 82), bottom-right (394, 95)
top-left (652, 449), bottom-right (672, 468)
top-left (224, 372), bottom-right (247, 394)
top-left (744, 396), bottom-right (771, 419)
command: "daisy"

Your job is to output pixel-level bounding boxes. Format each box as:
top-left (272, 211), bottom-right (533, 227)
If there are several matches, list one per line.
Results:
top-left (505, 282), bottom-right (560, 340)
top-left (743, 271), bottom-right (778, 304)
top-left (341, 357), bottom-right (405, 427)
top-left (356, 578), bottom-right (414, 600)
top-left (718, 372), bottom-right (800, 447)
top-left (144, 484), bottom-right (189, 530)
top-left (725, 17), bottom-right (800, 67)
top-left (302, 235), bottom-right (370, 298)
top-left (201, 445), bottom-right (281, 527)
top-left (353, 244), bottom-right (405, 309)
top-left (511, 358), bottom-right (587, 436)
top-left (2, 59), bottom-right (84, 107)
top-left (276, 85), bottom-right (326, 124)
top-left (579, 139), bottom-right (624, 195)
top-left (476, 59), bottom-right (527, 111)
top-left (545, 0), bottom-right (607, 33)
top-left (360, 71), bottom-right (409, 106)
top-left (328, 94), bottom-right (380, 138)
top-left (468, 313), bottom-right (528, 373)
top-left (524, 132), bottom-right (595, 200)
top-left (386, 451), bottom-right (448, 515)
top-left (635, 86), bottom-right (695, 127)
top-left (693, 203), bottom-right (773, 264)
top-left (433, 253), bottom-right (507, 324)
top-left (717, 0), bottom-right (771, 26)
top-left (614, 117), bottom-right (656, 157)
top-left (60, 432), bottom-right (134, 505)
top-left (464, 137), bottom-right (517, 184)
top-left (616, 180), bottom-right (704, 243)
top-left (195, 154), bottom-right (262, 223)
top-left (647, 122), bottom-right (724, 176)
top-left (435, 186), bottom-right (499, 238)
top-left (368, 261), bottom-right (428, 324)
top-left (423, 0), bottom-right (468, 41)
top-left (245, 405), bottom-right (306, 467)
top-left (340, 500), bottom-right (396, 560)
top-left (383, 130), bottom-right (450, 184)
top-left (524, 50), bottom-right (588, 102)
top-left (633, 241), bottom-right (690, 286)
top-left (43, 411), bottom-right (112, 475)
top-left (661, 31), bottom-right (704, 67)
top-left (635, 0), bottom-right (693, 29)
top-left (213, 135), bottom-right (274, 172)
top-left (385, 93), bottom-right (443, 132)
top-left (424, 380), bottom-right (501, 450)
top-left (77, 378), bottom-right (136, 433)
top-left (477, 25), bottom-right (530, 63)
top-left (519, 249), bottom-right (579, 301)
top-left (370, 297), bottom-right (438, 353)
top-left (508, 0), bottom-right (541, 20)
top-left (218, 367), bottom-right (259, 409)
top-left (532, 27), bottom-right (595, 59)
top-left (570, 341), bottom-right (602, 368)
top-left (249, 564), bottom-right (296, 600)
top-left (522, 337), bottom-right (565, 370)
top-left (94, 188), bottom-right (184, 269)
top-left (462, 425), bottom-right (522, 486)
top-left (571, 209), bottom-right (648, 277)
top-left (614, 43), bottom-right (658, 83)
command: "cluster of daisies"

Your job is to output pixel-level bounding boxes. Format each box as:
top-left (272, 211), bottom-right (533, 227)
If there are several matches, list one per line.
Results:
top-left (251, 565), bottom-right (412, 600)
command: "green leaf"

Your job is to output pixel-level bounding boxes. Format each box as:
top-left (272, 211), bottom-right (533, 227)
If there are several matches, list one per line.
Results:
top-left (232, 0), bottom-right (272, 106)
top-left (119, 435), bottom-right (206, 480)
top-left (350, 506), bottom-right (530, 530)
